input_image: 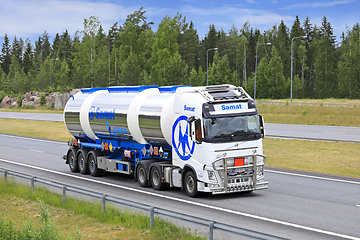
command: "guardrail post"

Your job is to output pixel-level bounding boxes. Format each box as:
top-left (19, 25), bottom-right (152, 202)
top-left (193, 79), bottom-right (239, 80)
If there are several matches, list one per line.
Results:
top-left (62, 185), bottom-right (66, 204)
top-left (209, 222), bottom-right (214, 240)
top-left (102, 195), bottom-right (106, 213)
top-left (31, 177), bottom-right (35, 193)
top-left (150, 207), bottom-right (154, 229)
top-left (4, 170), bottom-right (7, 184)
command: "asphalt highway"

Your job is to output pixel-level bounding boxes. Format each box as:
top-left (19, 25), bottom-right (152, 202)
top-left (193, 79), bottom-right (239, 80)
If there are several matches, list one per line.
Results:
top-left (0, 133), bottom-right (359, 239)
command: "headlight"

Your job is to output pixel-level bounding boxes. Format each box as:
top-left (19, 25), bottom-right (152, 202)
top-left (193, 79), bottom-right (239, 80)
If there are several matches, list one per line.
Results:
top-left (207, 170), bottom-right (216, 181)
top-left (227, 158), bottom-right (234, 167)
top-left (244, 156), bottom-right (253, 165)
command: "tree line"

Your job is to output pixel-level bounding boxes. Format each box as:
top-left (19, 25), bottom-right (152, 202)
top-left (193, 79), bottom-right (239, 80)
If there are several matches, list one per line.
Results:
top-left (0, 7), bottom-right (360, 100)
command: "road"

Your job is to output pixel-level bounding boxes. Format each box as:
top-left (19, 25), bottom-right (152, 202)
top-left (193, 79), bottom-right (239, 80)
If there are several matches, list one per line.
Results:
top-left (0, 133), bottom-right (359, 240)
top-left (0, 111), bottom-right (359, 142)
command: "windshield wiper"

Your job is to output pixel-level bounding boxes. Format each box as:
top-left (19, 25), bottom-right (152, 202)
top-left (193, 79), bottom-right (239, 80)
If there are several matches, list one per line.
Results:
top-left (214, 133), bottom-right (233, 140)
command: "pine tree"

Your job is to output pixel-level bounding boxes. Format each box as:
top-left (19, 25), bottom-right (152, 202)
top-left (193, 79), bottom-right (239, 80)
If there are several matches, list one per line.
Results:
top-left (178, 20), bottom-right (199, 72)
top-left (227, 25), bottom-right (240, 76)
top-left (297, 44), bottom-right (308, 97)
top-left (60, 30), bottom-right (73, 61)
top-left (237, 35), bottom-right (249, 86)
top-left (276, 21), bottom-right (290, 81)
top-left (253, 57), bottom-right (268, 98)
top-left (23, 40), bottom-right (33, 74)
top-left (247, 28), bottom-right (260, 78)
top-left (291, 15), bottom-right (305, 79)
top-left (52, 33), bottom-right (61, 59)
top-left (11, 36), bottom-right (24, 68)
top-left (41, 31), bottom-right (51, 61)
top-left (0, 34), bottom-right (12, 75)
top-left (266, 48), bottom-right (286, 99)
top-left (0, 67), bottom-right (5, 91)
top-left (200, 24), bottom-right (218, 71)
top-left (314, 16), bottom-right (337, 98)
top-left (338, 23), bottom-right (360, 98)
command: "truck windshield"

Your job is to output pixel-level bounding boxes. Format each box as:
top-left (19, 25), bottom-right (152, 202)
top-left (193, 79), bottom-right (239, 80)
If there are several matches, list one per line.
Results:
top-left (203, 114), bottom-right (261, 142)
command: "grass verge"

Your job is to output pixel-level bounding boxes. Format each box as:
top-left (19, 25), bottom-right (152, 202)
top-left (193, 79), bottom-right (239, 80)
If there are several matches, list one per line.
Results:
top-left (264, 138), bottom-right (360, 178)
top-left (259, 98), bottom-right (360, 107)
top-left (257, 103), bottom-right (360, 127)
top-left (0, 119), bottom-right (72, 142)
top-left (0, 106), bottom-right (63, 114)
top-left (0, 180), bottom-right (204, 240)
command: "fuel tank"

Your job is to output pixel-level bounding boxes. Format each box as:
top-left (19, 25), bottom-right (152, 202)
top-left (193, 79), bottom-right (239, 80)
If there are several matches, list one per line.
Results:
top-left (63, 86), bottom-right (183, 145)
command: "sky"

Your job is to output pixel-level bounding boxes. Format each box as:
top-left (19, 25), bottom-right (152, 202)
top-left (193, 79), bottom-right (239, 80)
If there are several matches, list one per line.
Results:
top-left (0, 0), bottom-right (359, 46)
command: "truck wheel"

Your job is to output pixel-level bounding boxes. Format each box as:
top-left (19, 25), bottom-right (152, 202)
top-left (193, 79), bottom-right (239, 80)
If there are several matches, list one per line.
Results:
top-left (137, 163), bottom-right (149, 187)
top-left (185, 171), bottom-right (199, 197)
top-left (77, 149), bottom-right (89, 175)
top-left (68, 148), bottom-right (79, 172)
top-left (88, 151), bottom-right (102, 177)
top-left (150, 165), bottom-right (165, 190)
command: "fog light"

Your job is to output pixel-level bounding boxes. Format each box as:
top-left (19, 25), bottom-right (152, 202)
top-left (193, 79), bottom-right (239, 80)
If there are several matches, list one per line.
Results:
top-left (207, 170), bottom-right (216, 181)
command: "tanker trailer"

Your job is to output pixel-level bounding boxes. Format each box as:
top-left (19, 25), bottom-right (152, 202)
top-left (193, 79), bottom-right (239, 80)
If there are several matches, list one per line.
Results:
top-left (63, 84), bottom-right (268, 197)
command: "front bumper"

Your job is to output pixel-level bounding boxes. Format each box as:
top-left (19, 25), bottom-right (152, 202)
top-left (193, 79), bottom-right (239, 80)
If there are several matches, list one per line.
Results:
top-left (210, 153), bottom-right (268, 194)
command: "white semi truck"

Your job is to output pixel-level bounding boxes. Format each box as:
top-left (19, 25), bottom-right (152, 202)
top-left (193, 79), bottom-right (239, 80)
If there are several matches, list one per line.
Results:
top-left (63, 84), bottom-right (268, 197)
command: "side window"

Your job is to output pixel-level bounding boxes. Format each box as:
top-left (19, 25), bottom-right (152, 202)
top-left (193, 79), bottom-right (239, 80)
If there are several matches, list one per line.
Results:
top-left (194, 119), bottom-right (202, 142)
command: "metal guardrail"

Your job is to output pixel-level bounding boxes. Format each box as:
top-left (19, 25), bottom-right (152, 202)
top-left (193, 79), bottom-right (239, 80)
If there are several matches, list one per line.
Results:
top-left (0, 168), bottom-right (282, 240)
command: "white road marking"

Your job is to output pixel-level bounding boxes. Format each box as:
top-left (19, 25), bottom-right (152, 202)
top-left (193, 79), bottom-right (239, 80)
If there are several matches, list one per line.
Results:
top-left (29, 149), bottom-right (44, 153)
top-left (1, 158), bottom-right (359, 240)
top-left (265, 169), bottom-right (360, 185)
top-left (356, 205), bottom-right (360, 208)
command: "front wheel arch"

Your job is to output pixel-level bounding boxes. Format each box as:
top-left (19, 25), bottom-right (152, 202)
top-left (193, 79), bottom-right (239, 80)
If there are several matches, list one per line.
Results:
top-left (183, 168), bottom-right (199, 198)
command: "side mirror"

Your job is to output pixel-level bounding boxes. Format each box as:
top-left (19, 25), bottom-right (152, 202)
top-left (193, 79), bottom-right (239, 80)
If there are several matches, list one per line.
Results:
top-left (188, 117), bottom-right (202, 144)
top-left (259, 115), bottom-right (265, 139)
top-left (187, 116), bottom-right (196, 123)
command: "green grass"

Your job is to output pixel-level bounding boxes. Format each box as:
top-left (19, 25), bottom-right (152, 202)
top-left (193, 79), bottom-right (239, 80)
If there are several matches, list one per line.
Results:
top-left (0, 180), bottom-right (204, 240)
top-left (264, 138), bottom-right (360, 178)
top-left (0, 106), bottom-right (63, 114)
top-left (0, 119), bottom-right (73, 142)
top-left (258, 98), bottom-right (360, 106)
top-left (257, 102), bottom-right (360, 127)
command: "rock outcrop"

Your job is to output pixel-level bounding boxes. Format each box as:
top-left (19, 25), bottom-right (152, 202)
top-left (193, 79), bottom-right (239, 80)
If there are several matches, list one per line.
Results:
top-left (0, 89), bottom-right (81, 109)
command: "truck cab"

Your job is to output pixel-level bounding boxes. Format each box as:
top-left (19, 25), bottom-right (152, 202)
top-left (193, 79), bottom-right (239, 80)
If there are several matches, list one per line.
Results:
top-left (169, 85), bottom-right (268, 196)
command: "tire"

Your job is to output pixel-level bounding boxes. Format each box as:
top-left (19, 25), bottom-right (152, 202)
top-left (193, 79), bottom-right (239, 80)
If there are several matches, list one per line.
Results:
top-left (184, 171), bottom-right (199, 198)
top-left (77, 149), bottom-right (89, 175)
top-left (88, 151), bottom-right (102, 177)
top-left (150, 164), bottom-right (165, 190)
top-left (137, 163), bottom-right (149, 187)
top-left (68, 148), bottom-right (79, 172)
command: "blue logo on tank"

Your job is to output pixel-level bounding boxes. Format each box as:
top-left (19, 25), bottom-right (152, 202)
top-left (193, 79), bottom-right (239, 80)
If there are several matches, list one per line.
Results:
top-left (106, 121), bottom-right (128, 135)
top-left (89, 106), bottom-right (115, 120)
top-left (172, 115), bottom-right (195, 161)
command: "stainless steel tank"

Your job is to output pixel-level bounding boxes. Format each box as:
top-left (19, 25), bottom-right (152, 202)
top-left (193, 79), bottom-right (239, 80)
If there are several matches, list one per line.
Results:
top-left (64, 86), bottom-right (178, 145)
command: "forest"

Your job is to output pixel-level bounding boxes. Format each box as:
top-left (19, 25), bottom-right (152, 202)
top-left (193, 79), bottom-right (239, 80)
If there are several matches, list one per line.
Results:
top-left (0, 7), bottom-right (360, 100)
